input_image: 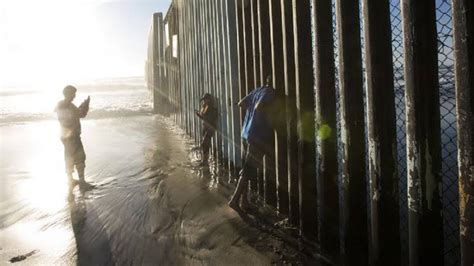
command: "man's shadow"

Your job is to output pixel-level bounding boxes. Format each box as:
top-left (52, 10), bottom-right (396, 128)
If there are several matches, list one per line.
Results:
top-left (68, 186), bottom-right (115, 266)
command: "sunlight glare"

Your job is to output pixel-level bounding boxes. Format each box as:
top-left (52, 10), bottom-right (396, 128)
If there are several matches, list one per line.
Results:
top-left (1, 0), bottom-right (115, 89)
top-left (19, 122), bottom-right (70, 213)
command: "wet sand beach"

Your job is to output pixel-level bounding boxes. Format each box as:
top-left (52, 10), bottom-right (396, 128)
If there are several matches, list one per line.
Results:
top-left (1, 115), bottom-right (325, 265)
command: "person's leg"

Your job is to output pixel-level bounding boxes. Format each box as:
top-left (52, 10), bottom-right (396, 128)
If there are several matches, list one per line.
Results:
top-left (73, 137), bottom-right (86, 184)
top-left (229, 142), bottom-right (254, 208)
top-left (200, 130), bottom-right (211, 164)
top-left (229, 143), bottom-right (251, 208)
top-left (62, 139), bottom-right (76, 184)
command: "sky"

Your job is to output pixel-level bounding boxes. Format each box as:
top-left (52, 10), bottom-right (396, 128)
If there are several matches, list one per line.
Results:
top-left (0, 0), bottom-right (171, 89)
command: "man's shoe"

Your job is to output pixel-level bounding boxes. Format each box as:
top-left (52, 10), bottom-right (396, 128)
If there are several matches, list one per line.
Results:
top-left (79, 180), bottom-right (94, 190)
top-left (228, 200), bottom-right (240, 211)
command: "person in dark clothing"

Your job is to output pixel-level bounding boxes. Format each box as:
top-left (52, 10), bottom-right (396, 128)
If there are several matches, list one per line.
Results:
top-left (195, 93), bottom-right (218, 165)
top-left (229, 75), bottom-right (275, 210)
top-left (55, 85), bottom-right (90, 186)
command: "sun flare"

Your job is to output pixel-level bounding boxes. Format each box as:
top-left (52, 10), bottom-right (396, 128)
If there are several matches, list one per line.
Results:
top-left (18, 122), bottom-right (70, 213)
top-left (1, 0), bottom-right (123, 89)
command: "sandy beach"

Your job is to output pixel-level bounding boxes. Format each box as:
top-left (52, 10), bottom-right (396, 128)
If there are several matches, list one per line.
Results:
top-left (0, 114), bottom-right (325, 265)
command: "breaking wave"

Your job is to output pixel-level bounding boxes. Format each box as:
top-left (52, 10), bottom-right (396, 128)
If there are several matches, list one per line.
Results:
top-left (0, 77), bottom-right (153, 125)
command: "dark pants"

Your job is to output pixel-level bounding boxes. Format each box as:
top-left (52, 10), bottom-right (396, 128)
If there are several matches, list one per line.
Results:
top-left (61, 136), bottom-right (86, 178)
top-left (201, 129), bottom-right (214, 161)
top-left (242, 141), bottom-right (269, 181)
top-left (230, 140), bottom-right (272, 205)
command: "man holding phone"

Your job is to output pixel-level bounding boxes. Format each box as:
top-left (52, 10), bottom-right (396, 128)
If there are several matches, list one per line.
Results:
top-left (55, 85), bottom-right (90, 187)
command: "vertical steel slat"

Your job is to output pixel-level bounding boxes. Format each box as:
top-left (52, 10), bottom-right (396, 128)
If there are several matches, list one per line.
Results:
top-left (257, 0), bottom-right (277, 207)
top-left (335, 0), bottom-right (368, 263)
top-left (269, 0), bottom-right (289, 216)
top-left (292, 0), bottom-right (318, 241)
top-left (452, 0), bottom-right (474, 265)
top-left (312, 0), bottom-right (339, 259)
top-left (362, 0), bottom-right (401, 264)
top-left (280, 0), bottom-right (299, 226)
top-left (401, 0), bottom-right (444, 265)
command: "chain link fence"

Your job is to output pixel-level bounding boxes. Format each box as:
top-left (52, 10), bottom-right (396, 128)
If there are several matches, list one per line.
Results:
top-left (331, 0), bottom-right (459, 264)
top-left (387, 0), bottom-right (459, 264)
top-left (435, 1), bottom-right (459, 265)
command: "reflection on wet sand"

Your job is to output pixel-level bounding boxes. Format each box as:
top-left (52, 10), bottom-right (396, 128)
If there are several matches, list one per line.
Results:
top-left (1, 116), bottom-right (324, 265)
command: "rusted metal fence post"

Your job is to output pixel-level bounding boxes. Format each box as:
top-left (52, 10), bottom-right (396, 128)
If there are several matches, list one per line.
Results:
top-left (452, 0), bottom-right (474, 265)
top-left (312, 0), bottom-right (339, 258)
top-left (281, 0), bottom-right (299, 226)
top-left (250, 0), bottom-right (265, 198)
top-left (179, 6), bottom-right (184, 127)
top-left (186, 2), bottom-right (192, 135)
top-left (165, 14), bottom-right (172, 116)
top-left (159, 13), bottom-right (165, 115)
top-left (251, 0), bottom-right (261, 89)
top-left (236, 0), bottom-right (246, 171)
top-left (215, 0), bottom-right (228, 169)
top-left (335, 0), bottom-right (368, 263)
top-left (222, 0), bottom-right (234, 173)
top-left (204, 0), bottom-right (212, 145)
top-left (214, 0), bottom-right (223, 164)
top-left (181, 4), bottom-right (188, 133)
top-left (189, 1), bottom-right (196, 140)
top-left (269, 0), bottom-right (289, 216)
top-left (222, 0), bottom-right (232, 172)
top-left (362, 0), bottom-right (401, 264)
top-left (199, 1), bottom-right (209, 134)
top-left (181, 2), bottom-right (187, 133)
top-left (243, 0), bottom-right (253, 104)
top-left (292, 0), bottom-right (318, 241)
top-left (152, 13), bottom-right (161, 114)
top-left (401, 0), bottom-right (444, 265)
top-left (208, 0), bottom-right (218, 162)
top-left (169, 15), bottom-right (175, 121)
top-left (257, 0), bottom-right (277, 207)
top-left (185, 3), bottom-right (190, 132)
top-left (243, 0), bottom-right (258, 193)
top-left (197, 0), bottom-right (205, 144)
top-left (227, 0), bottom-right (242, 173)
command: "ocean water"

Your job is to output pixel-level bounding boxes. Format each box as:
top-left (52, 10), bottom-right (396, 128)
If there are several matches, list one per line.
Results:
top-left (0, 76), bottom-right (152, 125)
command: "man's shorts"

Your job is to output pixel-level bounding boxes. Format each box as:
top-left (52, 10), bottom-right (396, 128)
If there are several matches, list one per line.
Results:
top-left (61, 136), bottom-right (86, 173)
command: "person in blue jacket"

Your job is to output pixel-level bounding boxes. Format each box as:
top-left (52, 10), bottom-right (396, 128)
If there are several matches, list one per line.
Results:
top-left (229, 75), bottom-right (275, 210)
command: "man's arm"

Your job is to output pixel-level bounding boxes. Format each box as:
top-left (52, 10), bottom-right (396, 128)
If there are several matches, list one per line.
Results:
top-left (78, 96), bottom-right (90, 118)
top-left (195, 109), bottom-right (203, 119)
top-left (238, 93), bottom-right (252, 109)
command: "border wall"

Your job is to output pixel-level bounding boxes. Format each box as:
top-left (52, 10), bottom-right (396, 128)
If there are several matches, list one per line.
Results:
top-left (146, 0), bottom-right (473, 265)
